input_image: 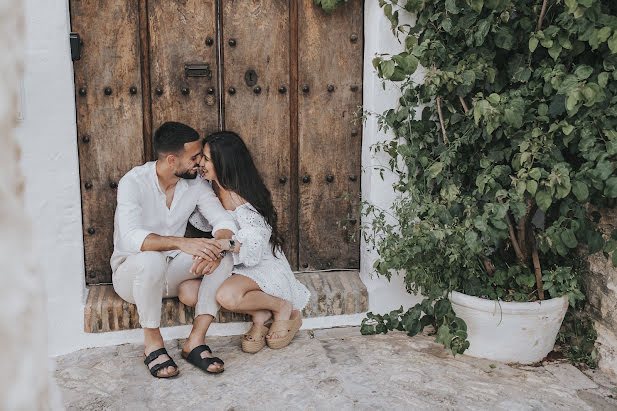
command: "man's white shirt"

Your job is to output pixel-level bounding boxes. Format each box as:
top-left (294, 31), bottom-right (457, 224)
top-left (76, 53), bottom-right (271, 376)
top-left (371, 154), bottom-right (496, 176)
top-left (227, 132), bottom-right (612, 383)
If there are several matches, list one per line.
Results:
top-left (111, 161), bottom-right (237, 271)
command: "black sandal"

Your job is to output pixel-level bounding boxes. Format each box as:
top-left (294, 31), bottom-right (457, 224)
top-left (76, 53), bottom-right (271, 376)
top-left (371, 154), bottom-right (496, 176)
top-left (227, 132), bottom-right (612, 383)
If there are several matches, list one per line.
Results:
top-left (182, 345), bottom-right (225, 374)
top-left (144, 348), bottom-right (179, 378)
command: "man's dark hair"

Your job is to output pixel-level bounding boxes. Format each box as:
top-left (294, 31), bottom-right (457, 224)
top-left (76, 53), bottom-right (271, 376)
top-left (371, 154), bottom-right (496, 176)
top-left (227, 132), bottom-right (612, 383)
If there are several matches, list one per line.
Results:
top-left (153, 122), bottom-right (200, 158)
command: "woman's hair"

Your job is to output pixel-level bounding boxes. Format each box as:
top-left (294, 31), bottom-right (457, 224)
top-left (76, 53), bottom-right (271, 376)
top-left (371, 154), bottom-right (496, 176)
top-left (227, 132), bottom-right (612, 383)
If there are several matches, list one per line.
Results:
top-left (203, 131), bottom-right (284, 254)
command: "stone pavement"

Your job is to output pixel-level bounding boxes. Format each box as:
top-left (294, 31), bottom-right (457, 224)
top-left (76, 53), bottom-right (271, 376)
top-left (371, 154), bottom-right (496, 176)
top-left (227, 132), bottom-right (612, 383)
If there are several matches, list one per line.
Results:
top-left (54, 327), bottom-right (617, 410)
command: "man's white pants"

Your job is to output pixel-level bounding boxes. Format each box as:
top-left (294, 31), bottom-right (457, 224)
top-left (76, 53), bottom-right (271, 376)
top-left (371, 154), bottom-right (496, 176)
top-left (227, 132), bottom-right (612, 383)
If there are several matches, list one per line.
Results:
top-left (112, 251), bottom-right (233, 329)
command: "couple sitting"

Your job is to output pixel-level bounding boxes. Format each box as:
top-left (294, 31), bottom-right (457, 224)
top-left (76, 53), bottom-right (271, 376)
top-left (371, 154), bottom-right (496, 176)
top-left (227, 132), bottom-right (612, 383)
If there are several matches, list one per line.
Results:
top-left (111, 122), bottom-right (310, 378)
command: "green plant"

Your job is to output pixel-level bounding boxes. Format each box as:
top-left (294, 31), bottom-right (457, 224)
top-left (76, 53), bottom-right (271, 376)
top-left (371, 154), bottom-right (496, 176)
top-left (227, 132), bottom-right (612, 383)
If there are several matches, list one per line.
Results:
top-left (314, 0), bottom-right (353, 14)
top-left (361, 0), bottom-right (617, 360)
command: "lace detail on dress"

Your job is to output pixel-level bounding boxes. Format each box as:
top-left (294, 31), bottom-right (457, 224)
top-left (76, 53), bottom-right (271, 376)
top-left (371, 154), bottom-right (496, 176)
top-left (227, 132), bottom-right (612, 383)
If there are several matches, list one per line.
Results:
top-left (233, 204), bottom-right (272, 267)
top-left (188, 207), bottom-right (213, 232)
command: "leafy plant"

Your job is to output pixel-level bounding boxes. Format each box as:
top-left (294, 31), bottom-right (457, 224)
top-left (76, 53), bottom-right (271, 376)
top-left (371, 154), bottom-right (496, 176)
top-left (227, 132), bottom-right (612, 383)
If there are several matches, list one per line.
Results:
top-left (361, 0), bottom-right (617, 361)
top-left (314, 0), bottom-right (353, 14)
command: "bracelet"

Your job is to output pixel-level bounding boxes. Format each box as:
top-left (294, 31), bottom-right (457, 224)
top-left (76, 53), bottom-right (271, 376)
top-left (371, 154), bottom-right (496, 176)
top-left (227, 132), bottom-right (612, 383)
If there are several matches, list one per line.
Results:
top-left (219, 249), bottom-right (228, 257)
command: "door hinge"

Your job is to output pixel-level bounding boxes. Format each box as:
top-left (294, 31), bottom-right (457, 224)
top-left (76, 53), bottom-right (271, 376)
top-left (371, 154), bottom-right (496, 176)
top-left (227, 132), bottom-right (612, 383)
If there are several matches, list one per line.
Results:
top-left (70, 32), bottom-right (82, 61)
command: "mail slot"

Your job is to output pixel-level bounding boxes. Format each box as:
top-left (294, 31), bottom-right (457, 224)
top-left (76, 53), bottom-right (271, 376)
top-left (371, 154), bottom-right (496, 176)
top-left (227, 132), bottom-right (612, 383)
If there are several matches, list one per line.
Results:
top-left (184, 63), bottom-right (212, 78)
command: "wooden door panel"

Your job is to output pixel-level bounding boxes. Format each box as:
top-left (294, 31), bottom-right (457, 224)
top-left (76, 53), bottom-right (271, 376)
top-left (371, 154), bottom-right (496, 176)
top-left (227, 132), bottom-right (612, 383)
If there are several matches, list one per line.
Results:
top-left (148, 0), bottom-right (219, 140)
top-left (71, 0), bottom-right (144, 284)
top-left (221, 0), bottom-right (296, 267)
top-left (298, 0), bottom-right (363, 270)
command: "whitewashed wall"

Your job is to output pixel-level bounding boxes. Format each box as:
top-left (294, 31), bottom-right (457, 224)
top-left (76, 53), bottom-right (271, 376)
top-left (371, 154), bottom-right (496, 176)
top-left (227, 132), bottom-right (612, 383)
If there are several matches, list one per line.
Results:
top-left (16, 0), bottom-right (420, 357)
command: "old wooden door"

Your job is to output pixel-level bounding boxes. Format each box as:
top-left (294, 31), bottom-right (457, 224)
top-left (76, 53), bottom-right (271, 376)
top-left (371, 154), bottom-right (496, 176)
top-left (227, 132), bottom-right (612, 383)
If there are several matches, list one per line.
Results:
top-left (71, 0), bottom-right (363, 284)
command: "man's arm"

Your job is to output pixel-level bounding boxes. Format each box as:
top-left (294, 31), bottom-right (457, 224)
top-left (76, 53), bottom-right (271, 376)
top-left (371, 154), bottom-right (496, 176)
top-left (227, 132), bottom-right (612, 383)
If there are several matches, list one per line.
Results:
top-left (141, 234), bottom-right (222, 261)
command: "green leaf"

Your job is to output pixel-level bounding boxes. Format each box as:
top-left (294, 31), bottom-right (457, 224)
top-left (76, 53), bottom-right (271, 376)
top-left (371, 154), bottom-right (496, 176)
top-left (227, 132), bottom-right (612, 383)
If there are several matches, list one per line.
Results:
top-left (536, 189), bottom-right (552, 211)
top-left (599, 72), bottom-right (609, 88)
top-left (381, 60), bottom-right (395, 79)
top-left (470, 0), bottom-right (483, 13)
top-left (427, 162), bottom-right (444, 179)
top-left (608, 33), bottom-right (617, 54)
top-left (527, 180), bottom-right (538, 195)
top-left (588, 231), bottom-right (604, 254)
top-left (574, 65), bottom-right (594, 80)
top-left (445, 0), bottom-right (459, 14)
top-left (529, 36), bottom-right (539, 52)
top-left (561, 229), bottom-right (578, 249)
top-left (572, 181), bottom-right (589, 201)
top-left (495, 27), bottom-right (515, 50)
top-left (605, 177), bottom-right (617, 198)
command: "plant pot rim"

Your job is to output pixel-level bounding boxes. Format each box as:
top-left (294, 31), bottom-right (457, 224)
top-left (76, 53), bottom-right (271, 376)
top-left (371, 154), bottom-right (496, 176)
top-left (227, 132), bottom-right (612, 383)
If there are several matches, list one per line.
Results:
top-left (449, 290), bottom-right (568, 315)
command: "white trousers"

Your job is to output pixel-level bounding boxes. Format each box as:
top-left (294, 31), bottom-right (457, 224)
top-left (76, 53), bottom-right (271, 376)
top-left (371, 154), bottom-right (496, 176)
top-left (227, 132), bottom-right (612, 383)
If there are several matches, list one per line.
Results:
top-left (112, 251), bottom-right (233, 328)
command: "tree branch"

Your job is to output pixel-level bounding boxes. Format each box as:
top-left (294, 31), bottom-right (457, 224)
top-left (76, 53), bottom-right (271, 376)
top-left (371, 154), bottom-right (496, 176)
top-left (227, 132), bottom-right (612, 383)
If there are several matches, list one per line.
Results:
top-left (506, 210), bottom-right (526, 263)
top-left (459, 96), bottom-right (469, 114)
top-left (537, 0), bottom-right (549, 31)
top-left (437, 97), bottom-right (448, 144)
top-left (531, 239), bottom-right (544, 300)
top-left (482, 257), bottom-right (495, 276)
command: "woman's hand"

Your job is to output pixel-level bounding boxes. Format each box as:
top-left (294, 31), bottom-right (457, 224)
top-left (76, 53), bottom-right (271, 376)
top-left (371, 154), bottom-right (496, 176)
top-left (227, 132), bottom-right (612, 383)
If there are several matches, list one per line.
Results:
top-left (190, 256), bottom-right (222, 275)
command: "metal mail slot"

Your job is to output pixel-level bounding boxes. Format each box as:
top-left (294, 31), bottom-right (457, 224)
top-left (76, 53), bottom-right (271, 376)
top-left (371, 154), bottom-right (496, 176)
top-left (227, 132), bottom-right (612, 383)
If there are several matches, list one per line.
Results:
top-left (184, 63), bottom-right (212, 78)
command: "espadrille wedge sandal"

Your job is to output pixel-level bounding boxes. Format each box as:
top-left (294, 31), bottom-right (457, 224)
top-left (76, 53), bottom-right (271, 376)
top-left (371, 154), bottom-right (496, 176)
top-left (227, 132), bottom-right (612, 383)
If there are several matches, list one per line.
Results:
top-left (242, 323), bottom-right (270, 353)
top-left (266, 312), bottom-right (302, 350)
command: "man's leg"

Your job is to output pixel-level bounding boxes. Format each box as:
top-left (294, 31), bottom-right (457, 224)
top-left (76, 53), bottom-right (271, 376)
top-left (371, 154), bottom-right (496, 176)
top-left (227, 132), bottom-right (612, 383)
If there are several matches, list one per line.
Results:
top-left (113, 251), bottom-right (177, 377)
top-left (166, 252), bottom-right (233, 372)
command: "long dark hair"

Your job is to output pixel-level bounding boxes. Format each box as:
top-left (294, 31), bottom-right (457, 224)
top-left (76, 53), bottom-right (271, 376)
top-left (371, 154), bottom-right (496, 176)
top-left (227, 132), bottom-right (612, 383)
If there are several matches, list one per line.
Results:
top-left (203, 131), bottom-right (284, 254)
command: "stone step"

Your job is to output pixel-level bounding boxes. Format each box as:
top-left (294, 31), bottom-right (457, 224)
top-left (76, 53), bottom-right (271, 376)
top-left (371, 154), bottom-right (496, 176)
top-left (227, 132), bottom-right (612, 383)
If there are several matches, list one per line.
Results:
top-left (84, 270), bottom-right (367, 333)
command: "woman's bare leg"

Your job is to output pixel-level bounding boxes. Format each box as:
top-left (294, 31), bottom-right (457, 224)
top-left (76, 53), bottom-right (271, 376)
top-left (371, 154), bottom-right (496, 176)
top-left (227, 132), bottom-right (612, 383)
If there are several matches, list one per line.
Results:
top-left (182, 276), bottom-right (273, 340)
top-left (216, 275), bottom-right (293, 320)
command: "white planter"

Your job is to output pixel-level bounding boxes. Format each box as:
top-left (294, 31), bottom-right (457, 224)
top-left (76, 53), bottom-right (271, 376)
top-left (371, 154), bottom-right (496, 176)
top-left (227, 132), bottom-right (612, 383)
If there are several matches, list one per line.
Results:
top-left (449, 291), bottom-right (569, 364)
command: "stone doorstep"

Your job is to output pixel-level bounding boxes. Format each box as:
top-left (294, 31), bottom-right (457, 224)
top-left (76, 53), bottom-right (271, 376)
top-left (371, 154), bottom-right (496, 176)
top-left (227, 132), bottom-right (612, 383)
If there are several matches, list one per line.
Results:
top-left (84, 270), bottom-right (368, 333)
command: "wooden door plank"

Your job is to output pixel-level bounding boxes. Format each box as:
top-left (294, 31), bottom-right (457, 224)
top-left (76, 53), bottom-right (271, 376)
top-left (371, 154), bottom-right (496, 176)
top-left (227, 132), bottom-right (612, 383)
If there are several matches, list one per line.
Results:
top-left (297, 0), bottom-right (363, 270)
top-left (71, 0), bottom-right (144, 284)
top-left (148, 0), bottom-right (219, 141)
top-left (221, 0), bottom-right (296, 267)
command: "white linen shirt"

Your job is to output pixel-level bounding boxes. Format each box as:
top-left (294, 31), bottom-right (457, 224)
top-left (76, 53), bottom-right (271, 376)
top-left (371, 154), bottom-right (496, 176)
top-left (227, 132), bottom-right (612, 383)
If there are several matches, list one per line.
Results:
top-left (110, 161), bottom-right (237, 272)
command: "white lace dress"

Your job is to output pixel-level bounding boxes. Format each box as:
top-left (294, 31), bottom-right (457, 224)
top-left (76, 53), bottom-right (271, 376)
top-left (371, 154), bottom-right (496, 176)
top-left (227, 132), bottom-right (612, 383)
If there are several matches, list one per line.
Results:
top-left (190, 203), bottom-right (310, 311)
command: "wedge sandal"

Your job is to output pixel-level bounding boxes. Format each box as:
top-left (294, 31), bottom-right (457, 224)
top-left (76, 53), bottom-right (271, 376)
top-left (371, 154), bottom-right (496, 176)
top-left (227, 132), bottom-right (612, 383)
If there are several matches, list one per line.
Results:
top-left (182, 344), bottom-right (224, 374)
top-left (242, 324), bottom-right (270, 353)
top-left (266, 312), bottom-right (302, 350)
top-left (143, 348), bottom-right (179, 378)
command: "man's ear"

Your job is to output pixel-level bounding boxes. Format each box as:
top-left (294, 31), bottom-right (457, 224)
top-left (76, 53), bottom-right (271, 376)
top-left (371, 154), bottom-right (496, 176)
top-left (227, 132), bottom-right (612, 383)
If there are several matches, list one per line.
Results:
top-left (165, 153), bottom-right (177, 167)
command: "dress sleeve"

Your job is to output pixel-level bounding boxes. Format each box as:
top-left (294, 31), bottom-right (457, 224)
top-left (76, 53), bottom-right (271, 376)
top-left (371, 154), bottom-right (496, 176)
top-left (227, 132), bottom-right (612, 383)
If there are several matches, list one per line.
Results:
top-left (233, 204), bottom-right (272, 267)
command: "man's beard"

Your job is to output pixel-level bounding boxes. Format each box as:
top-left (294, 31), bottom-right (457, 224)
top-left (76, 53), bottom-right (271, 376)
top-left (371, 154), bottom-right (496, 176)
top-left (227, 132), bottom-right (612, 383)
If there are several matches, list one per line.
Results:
top-left (175, 168), bottom-right (198, 179)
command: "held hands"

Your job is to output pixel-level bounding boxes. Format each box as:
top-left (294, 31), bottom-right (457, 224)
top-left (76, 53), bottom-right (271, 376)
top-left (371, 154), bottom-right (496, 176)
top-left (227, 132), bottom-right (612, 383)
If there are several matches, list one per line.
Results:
top-left (190, 257), bottom-right (221, 276)
top-left (179, 238), bottom-right (223, 261)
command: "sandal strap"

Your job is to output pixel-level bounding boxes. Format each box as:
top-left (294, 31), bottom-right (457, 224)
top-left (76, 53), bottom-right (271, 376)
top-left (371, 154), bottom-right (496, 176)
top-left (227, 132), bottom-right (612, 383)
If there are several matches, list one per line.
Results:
top-left (244, 324), bottom-right (269, 340)
top-left (144, 348), bottom-right (170, 366)
top-left (149, 359), bottom-right (177, 376)
top-left (186, 345), bottom-right (215, 364)
top-left (269, 319), bottom-right (297, 334)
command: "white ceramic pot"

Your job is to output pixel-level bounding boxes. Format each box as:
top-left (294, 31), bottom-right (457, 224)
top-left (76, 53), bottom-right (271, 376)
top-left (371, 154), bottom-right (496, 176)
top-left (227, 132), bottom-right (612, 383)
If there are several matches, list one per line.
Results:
top-left (449, 291), bottom-right (569, 364)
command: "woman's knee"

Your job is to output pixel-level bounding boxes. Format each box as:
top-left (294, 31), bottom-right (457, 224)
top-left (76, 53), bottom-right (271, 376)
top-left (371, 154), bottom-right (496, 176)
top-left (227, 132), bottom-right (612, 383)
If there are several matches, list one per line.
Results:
top-left (215, 284), bottom-right (241, 310)
top-left (178, 279), bottom-right (200, 307)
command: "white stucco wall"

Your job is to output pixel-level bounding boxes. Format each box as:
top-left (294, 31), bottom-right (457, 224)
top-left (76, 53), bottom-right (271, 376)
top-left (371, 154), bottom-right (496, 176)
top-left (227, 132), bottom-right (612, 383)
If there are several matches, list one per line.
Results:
top-left (16, 0), bottom-right (420, 357)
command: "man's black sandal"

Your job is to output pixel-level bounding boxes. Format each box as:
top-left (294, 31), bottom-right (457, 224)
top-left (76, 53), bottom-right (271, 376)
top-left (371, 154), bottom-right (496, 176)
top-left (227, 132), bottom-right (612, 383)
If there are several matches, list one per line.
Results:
top-left (144, 348), bottom-right (179, 378)
top-left (182, 345), bottom-right (225, 374)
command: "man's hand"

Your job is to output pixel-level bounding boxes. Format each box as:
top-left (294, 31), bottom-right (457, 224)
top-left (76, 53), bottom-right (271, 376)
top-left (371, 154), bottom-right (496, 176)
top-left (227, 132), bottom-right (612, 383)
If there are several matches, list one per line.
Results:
top-left (179, 238), bottom-right (223, 261)
top-left (190, 256), bottom-right (222, 275)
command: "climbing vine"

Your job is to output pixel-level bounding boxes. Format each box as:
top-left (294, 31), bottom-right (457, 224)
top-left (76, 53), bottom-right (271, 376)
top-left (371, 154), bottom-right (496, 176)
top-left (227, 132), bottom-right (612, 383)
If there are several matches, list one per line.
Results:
top-left (360, 0), bottom-right (617, 363)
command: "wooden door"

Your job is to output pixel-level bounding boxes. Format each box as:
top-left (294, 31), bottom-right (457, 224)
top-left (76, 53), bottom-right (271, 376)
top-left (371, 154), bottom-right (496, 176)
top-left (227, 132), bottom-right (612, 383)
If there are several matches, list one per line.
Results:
top-left (298, 1), bottom-right (363, 270)
top-left (71, 0), bottom-right (362, 284)
top-left (71, 0), bottom-right (145, 284)
top-left (148, 0), bottom-right (220, 141)
top-left (221, 0), bottom-right (296, 267)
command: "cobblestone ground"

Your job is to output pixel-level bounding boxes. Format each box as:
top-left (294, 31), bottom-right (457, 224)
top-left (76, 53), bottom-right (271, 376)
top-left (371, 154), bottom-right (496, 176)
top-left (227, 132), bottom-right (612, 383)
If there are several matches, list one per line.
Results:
top-left (55, 327), bottom-right (617, 410)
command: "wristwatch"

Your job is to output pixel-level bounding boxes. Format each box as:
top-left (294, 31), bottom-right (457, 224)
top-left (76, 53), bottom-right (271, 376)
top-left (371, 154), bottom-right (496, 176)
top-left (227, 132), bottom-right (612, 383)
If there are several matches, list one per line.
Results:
top-left (228, 239), bottom-right (236, 252)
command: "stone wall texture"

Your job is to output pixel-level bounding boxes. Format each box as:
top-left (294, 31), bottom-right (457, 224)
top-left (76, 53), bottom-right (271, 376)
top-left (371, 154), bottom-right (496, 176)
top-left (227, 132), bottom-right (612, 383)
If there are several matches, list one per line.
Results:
top-left (587, 207), bottom-right (617, 376)
top-left (0, 0), bottom-right (53, 409)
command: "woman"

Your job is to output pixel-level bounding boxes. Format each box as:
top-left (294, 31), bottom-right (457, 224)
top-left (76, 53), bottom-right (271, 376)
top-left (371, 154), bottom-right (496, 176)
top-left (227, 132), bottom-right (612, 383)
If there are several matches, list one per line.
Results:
top-left (179, 131), bottom-right (310, 353)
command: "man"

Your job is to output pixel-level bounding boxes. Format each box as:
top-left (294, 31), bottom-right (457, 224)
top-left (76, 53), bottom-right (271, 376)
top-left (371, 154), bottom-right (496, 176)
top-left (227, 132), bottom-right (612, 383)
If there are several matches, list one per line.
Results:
top-left (111, 121), bottom-right (236, 378)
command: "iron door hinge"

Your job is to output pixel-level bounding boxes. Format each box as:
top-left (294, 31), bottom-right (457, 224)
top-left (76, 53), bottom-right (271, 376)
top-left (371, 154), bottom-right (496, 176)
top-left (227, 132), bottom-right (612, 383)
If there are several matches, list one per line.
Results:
top-left (70, 32), bottom-right (82, 61)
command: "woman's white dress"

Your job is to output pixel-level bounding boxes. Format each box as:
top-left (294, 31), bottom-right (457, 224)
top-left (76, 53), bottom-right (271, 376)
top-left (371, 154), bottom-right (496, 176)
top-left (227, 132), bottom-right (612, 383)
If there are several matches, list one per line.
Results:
top-left (190, 203), bottom-right (310, 310)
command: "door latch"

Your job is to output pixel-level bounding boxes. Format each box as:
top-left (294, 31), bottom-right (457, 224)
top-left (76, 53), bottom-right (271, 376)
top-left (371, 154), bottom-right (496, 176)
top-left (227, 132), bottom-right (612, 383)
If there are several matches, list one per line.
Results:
top-left (70, 32), bottom-right (82, 61)
top-left (184, 63), bottom-right (212, 78)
